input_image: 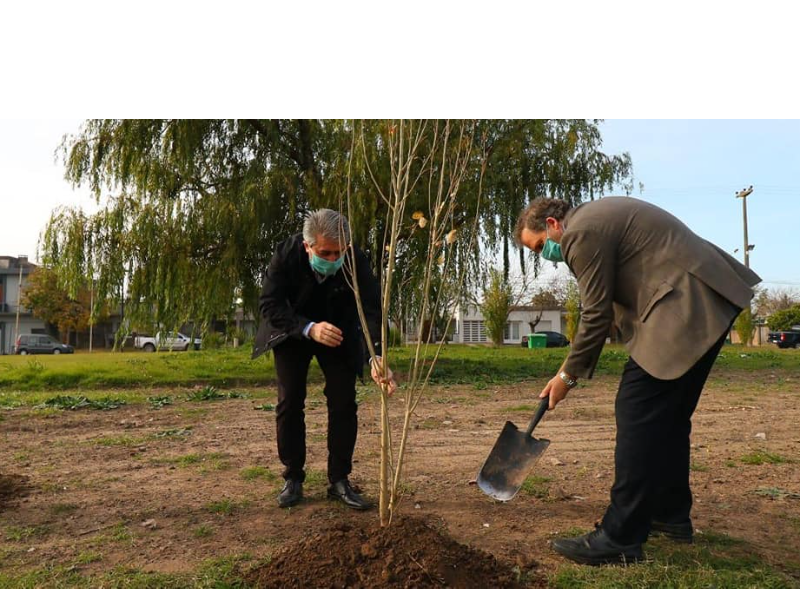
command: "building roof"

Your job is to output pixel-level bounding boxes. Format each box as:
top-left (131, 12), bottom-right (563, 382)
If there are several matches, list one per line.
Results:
top-left (0, 256), bottom-right (38, 275)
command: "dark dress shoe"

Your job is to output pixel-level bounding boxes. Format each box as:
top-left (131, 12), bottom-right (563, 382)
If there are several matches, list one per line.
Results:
top-left (551, 525), bottom-right (643, 566)
top-left (327, 479), bottom-right (371, 510)
top-left (277, 479), bottom-right (303, 508)
top-left (651, 519), bottom-right (693, 543)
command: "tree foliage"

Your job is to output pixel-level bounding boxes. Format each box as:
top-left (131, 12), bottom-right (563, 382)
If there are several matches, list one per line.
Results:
top-left (564, 280), bottom-right (581, 342)
top-left (482, 268), bottom-right (515, 347)
top-left (734, 306), bottom-right (756, 346)
top-left (766, 305), bottom-right (800, 332)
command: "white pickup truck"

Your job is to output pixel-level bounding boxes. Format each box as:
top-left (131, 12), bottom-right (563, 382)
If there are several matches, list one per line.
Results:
top-left (134, 332), bottom-right (202, 352)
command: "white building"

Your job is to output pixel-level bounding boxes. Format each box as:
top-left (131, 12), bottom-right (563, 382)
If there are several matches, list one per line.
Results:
top-left (451, 304), bottom-right (567, 345)
top-left (0, 256), bottom-right (49, 354)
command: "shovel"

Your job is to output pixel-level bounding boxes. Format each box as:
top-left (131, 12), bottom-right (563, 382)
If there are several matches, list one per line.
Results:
top-left (477, 396), bottom-right (551, 502)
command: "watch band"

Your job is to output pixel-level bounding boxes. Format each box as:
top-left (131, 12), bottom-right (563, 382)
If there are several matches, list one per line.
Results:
top-left (559, 371), bottom-right (578, 388)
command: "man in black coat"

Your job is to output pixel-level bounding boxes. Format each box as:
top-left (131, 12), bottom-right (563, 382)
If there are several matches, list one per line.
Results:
top-left (252, 208), bottom-right (396, 510)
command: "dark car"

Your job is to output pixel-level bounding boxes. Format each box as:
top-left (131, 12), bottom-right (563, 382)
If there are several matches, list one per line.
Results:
top-left (767, 330), bottom-right (800, 349)
top-left (521, 331), bottom-right (570, 348)
top-left (14, 334), bottom-right (74, 355)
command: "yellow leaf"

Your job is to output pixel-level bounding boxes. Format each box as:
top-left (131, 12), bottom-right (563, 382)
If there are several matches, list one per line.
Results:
top-left (412, 211), bottom-right (424, 220)
top-left (446, 229), bottom-right (457, 244)
top-left (437, 255), bottom-right (445, 265)
top-left (418, 217), bottom-right (428, 228)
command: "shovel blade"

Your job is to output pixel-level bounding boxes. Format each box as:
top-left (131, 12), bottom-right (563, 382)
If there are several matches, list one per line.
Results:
top-left (477, 420), bottom-right (550, 502)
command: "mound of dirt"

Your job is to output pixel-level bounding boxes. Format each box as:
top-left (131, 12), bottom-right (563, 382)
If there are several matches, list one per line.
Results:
top-left (245, 516), bottom-right (537, 589)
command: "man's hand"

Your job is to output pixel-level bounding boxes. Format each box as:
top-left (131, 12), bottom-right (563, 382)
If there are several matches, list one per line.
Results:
top-left (370, 356), bottom-right (397, 396)
top-left (309, 322), bottom-right (343, 347)
top-left (539, 372), bottom-right (572, 410)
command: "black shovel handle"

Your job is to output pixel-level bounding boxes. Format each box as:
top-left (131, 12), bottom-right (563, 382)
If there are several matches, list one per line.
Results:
top-left (524, 396), bottom-right (550, 438)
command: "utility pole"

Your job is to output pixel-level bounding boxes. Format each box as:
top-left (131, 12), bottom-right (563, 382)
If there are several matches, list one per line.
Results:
top-left (734, 186), bottom-right (755, 346)
top-left (89, 277), bottom-right (94, 353)
top-left (735, 185), bottom-right (754, 268)
top-left (13, 255), bottom-right (26, 350)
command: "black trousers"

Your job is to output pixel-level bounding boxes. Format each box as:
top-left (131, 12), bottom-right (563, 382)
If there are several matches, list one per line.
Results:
top-left (272, 337), bottom-right (358, 484)
top-left (600, 331), bottom-right (729, 545)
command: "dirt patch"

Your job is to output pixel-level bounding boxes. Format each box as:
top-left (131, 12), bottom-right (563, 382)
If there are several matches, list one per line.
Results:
top-left (0, 373), bottom-right (798, 585)
top-left (245, 515), bottom-right (534, 588)
top-left (0, 474), bottom-right (31, 510)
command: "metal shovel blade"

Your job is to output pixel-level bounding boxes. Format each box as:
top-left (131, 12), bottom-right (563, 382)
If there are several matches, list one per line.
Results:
top-left (477, 397), bottom-right (551, 502)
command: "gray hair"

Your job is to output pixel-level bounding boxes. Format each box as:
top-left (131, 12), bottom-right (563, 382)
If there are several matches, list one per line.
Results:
top-left (513, 197), bottom-right (570, 246)
top-left (303, 208), bottom-right (351, 246)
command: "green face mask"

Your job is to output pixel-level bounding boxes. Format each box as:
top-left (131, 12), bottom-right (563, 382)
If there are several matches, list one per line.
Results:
top-left (540, 226), bottom-right (564, 263)
top-left (310, 252), bottom-right (344, 276)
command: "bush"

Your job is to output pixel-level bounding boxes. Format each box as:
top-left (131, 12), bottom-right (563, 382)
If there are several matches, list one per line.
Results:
top-left (734, 306), bottom-right (756, 346)
top-left (202, 332), bottom-right (225, 349)
top-left (229, 327), bottom-right (250, 345)
top-left (766, 305), bottom-right (800, 332)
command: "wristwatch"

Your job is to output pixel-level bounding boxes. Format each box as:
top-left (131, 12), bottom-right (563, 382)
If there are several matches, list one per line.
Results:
top-left (559, 371), bottom-right (578, 389)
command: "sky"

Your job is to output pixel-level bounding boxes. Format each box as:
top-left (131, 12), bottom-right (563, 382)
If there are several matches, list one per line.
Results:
top-left (1, 119), bottom-right (798, 292)
top-left (0, 119), bottom-right (96, 262)
top-left (598, 120), bottom-right (800, 290)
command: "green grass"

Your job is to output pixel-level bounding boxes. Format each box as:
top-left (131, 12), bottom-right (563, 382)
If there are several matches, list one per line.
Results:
top-left (240, 466), bottom-right (277, 482)
top-left (550, 531), bottom-right (797, 588)
top-left (520, 475), bottom-right (552, 499)
top-left (152, 427), bottom-right (193, 439)
top-left (110, 524), bottom-right (133, 543)
top-left (752, 487), bottom-right (800, 500)
top-left (205, 498), bottom-right (249, 516)
top-left (193, 525), bottom-right (214, 538)
top-left (75, 551), bottom-right (103, 564)
top-left (740, 451), bottom-right (792, 465)
top-left (0, 389), bottom-right (150, 410)
top-left (154, 452), bottom-right (227, 468)
top-left (4, 525), bottom-right (49, 542)
top-left (304, 469), bottom-right (328, 488)
top-left (3, 344), bottom-right (798, 392)
top-left (0, 553), bottom-right (255, 588)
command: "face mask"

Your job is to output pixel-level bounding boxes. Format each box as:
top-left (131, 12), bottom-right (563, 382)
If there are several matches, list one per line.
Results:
top-left (310, 252), bottom-right (344, 276)
top-left (540, 225), bottom-right (564, 263)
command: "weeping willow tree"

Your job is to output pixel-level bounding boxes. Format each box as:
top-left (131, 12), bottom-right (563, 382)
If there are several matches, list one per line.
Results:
top-left (39, 120), bottom-right (633, 346)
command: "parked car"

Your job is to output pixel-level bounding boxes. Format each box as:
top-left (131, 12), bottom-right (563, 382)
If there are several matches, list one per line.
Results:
top-left (14, 334), bottom-right (74, 355)
top-left (521, 331), bottom-right (570, 348)
top-left (134, 332), bottom-right (202, 352)
top-left (767, 330), bottom-right (800, 349)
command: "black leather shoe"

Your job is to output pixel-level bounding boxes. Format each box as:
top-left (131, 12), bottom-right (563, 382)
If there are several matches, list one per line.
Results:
top-left (551, 525), bottom-right (643, 566)
top-left (651, 519), bottom-right (693, 544)
top-left (277, 479), bottom-right (303, 508)
top-left (327, 479), bottom-right (371, 510)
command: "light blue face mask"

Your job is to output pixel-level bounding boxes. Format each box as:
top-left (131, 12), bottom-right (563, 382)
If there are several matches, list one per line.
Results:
top-left (540, 225), bottom-right (564, 263)
top-left (310, 252), bottom-right (344, 276)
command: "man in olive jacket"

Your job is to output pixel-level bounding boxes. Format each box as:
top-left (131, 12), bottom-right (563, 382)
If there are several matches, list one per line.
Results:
top-left (516, 196), bottom-right (760, 565)
top-left (252, 208), bottom-right (396, 510)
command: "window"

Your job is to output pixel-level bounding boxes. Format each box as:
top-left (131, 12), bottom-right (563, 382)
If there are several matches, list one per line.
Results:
top-left (461, 320), bottom-right (487, 343)
top-left (504, 321), bottom-right (521, 341)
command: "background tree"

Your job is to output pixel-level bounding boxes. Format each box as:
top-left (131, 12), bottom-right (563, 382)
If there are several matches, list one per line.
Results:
top-left (480, 268), bottom-right (530, 347)
top-left (564, 280), bottom-right (581, 342)
top-left (754, 286), bottom-right (800, 318)
top-left (21, 268), bottom-right (101, 344)
top-left (40, 120), bottom-right (633, 347)
top-left (734, 307), bottom-right (756, 346)
top-left (766, 305), bottom-right (800, 332)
